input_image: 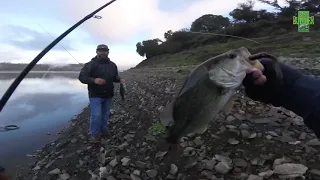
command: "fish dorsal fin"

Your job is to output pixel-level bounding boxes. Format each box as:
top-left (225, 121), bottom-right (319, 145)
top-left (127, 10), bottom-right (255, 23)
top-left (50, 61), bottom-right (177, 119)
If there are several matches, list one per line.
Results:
top-left (159, 100), bottom-right (175, 127)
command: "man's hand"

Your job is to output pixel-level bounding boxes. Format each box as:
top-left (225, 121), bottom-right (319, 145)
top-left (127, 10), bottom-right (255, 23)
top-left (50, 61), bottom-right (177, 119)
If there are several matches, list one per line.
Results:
top-left (94, 78), bottom-right (106, 85)
top-left (246, 68), bottom-right (267, 85)
top-left (120, 79), bottom-right (126, 85)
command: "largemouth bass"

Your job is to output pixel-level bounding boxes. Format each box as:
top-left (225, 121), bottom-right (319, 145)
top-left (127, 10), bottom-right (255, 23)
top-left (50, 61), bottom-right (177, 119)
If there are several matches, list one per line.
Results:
top-left (159, 47), bottom-right (282, 144)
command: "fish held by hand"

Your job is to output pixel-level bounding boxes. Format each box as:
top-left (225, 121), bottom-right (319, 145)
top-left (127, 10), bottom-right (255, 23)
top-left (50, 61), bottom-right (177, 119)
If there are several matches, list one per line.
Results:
top-left (159, 47), bottom-right (281, 145)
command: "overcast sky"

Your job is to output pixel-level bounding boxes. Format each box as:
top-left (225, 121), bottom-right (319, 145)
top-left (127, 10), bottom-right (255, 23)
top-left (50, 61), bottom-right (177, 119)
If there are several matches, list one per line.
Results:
top-left (0, 0), bottom-right (284, 69)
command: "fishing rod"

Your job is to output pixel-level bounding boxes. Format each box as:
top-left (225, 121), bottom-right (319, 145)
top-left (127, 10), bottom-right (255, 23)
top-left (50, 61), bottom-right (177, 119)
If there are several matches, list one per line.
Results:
top-left (0, 0), bottom-right (117, 112)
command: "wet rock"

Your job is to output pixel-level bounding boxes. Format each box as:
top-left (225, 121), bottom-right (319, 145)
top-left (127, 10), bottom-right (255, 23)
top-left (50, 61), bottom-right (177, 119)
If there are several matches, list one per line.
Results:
top-left (109, 158), bottom-right (118, 167)
top-left (258, 170), bottom-right (273, 177)
top-left (241, 130), bottom-right (251, 139)
top-left (100, 167), bottom-right (112, 178)
top-left (106, 176), bottom-right (116, 180)
top-left (130, 173), bottom-right (141, 180)
top-left (214, 155), bottom-right (232, 174)
top-left (233, 158), bottom-right (247, 167)
top-left (193, 137), bottom-right (203, 146)
top-left (133, 170), bottom-right (141, 176)
top-left (155, 151), bottom-right (167, 160)
top-left (226, 115), bottom-right (236, 122)
top-left (215, 162), bottom-right (232, 174)
top-left (247, 174), bottom-right (263, 180)
top-left (70, 138), bottom-right (77, 143)
top-left (273, 157), bottom-right (291, 166)
top-left (201, 170), bottom-right (216, 179)
top-left (228, 138), bottom-right (239, 145)
top-left (273, 163), bottom-right (308, 177)
top-left (203, 159), bottom-right (216, 170)
top-left (135, 161), bottom-right (147, 169)
top-left (32, 166), bottom-right (41, 170)
top-left (169, 164), bottom-right (178, 175)
top-left (48, 168), bottom-right (61, 175)
top-left (121, 157), bottom-right (131, 166)
top-left (306, 139), bottom-right (320, 146)
top-left (183, 147), bottom-right (196, 156)
top-left (116, 174), bottom-right (130, 179)
top-left (299, 132), bottom-right (307, 140)
top-left (59, 173), bottom-right (71, 180)
top-left (146, 169), bottom-right (158, 178)
top-left (309, 169), bottom-right (320, 177)
top-left (251, 158), bottom-right (266, 166)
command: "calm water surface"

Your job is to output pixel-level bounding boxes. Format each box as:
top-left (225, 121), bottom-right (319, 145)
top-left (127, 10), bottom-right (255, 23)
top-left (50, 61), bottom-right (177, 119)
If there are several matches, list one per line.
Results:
top-left (0, 71), bottom-right (88, 174)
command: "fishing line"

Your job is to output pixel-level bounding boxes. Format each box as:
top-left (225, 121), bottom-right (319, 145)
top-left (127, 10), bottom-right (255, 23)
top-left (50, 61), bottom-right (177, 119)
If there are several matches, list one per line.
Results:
top-left (38, 24), bottom-right (83, 66)
top-left (187, 31), bottom-right (261, 44)
top-left (41, 66), bottom-right (52, 79)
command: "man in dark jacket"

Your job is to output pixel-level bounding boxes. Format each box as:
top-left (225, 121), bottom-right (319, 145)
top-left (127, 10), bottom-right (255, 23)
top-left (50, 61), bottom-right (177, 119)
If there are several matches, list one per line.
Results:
top-left (243, 58), bottom-right (320, 138)
top-left (79, 44), bottom-right (125, 142)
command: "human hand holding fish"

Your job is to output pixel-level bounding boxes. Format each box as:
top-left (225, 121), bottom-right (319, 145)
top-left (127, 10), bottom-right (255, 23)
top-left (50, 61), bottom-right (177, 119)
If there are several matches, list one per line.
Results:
top-left (159, 47), bottom-right (283, 149)
top-left (246, 68), bottom-right (267, 85)
top-left (120, 79), bottom-right (126, 85)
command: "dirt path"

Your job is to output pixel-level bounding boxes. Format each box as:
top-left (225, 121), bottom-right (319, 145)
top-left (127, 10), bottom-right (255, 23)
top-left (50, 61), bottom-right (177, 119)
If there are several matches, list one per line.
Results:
top-left (17, 65), bottom-right (320, 180)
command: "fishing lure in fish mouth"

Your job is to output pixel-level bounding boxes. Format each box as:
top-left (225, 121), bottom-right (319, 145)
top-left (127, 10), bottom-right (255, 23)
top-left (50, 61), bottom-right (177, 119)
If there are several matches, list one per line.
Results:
top-left (248, 52), bottom-right (284, 80)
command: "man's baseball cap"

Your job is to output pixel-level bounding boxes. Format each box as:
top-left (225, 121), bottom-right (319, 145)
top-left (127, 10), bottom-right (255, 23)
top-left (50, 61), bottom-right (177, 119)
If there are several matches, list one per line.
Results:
top-left (96, 44), bottom-right (109, 51)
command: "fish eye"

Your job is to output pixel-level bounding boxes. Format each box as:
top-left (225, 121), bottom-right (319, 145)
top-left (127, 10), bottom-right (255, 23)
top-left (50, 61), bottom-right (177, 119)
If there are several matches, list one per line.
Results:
top-left (228, 53), bottom-right (237, 59)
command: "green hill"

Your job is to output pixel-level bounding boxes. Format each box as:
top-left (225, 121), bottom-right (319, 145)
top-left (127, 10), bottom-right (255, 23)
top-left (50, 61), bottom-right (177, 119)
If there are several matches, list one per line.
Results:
top-left (135, 31), bottom-right (320, 68)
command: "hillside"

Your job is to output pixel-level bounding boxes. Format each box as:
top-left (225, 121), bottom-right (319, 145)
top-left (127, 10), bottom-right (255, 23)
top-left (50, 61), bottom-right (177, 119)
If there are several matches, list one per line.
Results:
top-left (135, 31), bottom-right (320, 68)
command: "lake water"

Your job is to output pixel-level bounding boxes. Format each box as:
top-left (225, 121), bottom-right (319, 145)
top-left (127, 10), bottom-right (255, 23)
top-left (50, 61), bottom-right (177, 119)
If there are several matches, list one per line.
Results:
top-left (0, 71), bottom-right (89, 175)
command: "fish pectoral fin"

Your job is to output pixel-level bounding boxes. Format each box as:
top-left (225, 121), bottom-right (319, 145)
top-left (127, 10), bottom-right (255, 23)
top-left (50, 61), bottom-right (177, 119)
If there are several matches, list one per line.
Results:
top-left (197, 125), bottom-right (208, 134)
top-left (159, 101), bottom-right (175, 127)
top-left (222, 96), bottom-right (236, 114)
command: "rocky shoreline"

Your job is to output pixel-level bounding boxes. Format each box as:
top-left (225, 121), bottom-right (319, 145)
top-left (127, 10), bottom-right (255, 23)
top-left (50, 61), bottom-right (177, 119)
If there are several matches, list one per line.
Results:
top-left (17, 63), bottom-right (320, 180)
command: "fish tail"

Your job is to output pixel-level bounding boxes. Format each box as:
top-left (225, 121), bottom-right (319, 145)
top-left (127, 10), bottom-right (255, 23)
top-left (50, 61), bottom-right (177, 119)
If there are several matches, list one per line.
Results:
top-left (249, 52), bottom-right (283, 80)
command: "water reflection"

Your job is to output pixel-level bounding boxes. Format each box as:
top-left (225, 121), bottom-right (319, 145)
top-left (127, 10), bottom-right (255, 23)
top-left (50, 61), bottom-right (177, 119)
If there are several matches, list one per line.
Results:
top-left (0, 72), bottom-right (88, 175)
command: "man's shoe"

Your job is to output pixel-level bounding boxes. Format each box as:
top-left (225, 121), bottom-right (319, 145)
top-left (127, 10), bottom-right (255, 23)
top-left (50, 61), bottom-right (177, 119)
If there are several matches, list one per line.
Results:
top-left (89, 135), bottom-right (100, 143)
top-left (101, 131), bottom-right (109, 138)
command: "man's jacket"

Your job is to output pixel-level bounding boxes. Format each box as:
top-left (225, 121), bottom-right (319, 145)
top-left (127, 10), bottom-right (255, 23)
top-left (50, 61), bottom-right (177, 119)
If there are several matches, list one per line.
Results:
top-left (78, 56), bottom-right (120, 98)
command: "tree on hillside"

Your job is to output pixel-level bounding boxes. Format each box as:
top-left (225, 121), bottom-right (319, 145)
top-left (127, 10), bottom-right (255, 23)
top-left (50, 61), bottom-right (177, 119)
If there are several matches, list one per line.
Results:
top-left (230, 0), bottom-right (277, 23)
top-left (164, 30), bottom-right (173, 40)
top-left (136, 42), bottom-right (145, 57)
top-left (190, 14), bottom-right (230, 32)
top-left (258, 0), bottom-right (319, 16)
top-left (229, 0), bottom-right (260, 23)
top-left (301, 0), bottom-right (319, 13)
top-left (136, 39), bottom-right (161, 58)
